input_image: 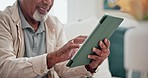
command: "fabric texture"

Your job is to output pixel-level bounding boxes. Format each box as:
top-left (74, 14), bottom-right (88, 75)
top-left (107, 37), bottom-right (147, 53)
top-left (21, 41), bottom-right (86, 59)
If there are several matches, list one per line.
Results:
top-left (108, 27), bottom-right (128, 78)
top-left (0, 1), bottom-right (91, 78)
top-left (18, 6), bottom-right (47, 57)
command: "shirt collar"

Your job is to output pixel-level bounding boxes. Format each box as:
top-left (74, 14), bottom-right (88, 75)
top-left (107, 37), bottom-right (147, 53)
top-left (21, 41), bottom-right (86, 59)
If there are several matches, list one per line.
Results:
top-left (18, 4), bottom-right (45, 33)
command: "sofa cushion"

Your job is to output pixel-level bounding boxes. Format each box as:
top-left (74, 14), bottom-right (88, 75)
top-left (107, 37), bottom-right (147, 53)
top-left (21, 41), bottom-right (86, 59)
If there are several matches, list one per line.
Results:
top-left (109, 27), bottom-right (128, 78)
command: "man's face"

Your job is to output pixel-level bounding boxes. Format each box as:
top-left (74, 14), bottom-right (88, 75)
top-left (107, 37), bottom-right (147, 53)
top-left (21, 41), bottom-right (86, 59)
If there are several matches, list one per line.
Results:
top-left (22, 0), bottom-right (54, 22)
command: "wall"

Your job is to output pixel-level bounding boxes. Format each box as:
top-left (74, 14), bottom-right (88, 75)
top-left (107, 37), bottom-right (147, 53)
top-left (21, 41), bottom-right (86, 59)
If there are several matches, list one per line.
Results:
top-left (67, 0), bottom-right (99, 22)
top-left (0, 0), bottom-right (15, 10)
top-left (0, 0), bottom-right (68, 24)
top-left (67, 0), bottom-right (134, 23)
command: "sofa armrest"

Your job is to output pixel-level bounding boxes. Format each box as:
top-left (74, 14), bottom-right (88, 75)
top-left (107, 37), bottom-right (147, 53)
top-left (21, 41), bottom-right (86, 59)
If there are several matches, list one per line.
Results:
top-left (108, 27), bottom-right (128, 78)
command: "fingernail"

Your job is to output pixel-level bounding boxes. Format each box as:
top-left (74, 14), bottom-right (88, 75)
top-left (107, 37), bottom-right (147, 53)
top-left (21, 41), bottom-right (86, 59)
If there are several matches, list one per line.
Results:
top-left (88, 55), bottom-right (91, 58)
top-left (105, 38), bottom-right (107, 42)
top-left (100, 41), bottom-right (104, 48)
top-left (93, 47), bottom-right (96, 51)
top-left (100, 41), bottom-right (103, 45)
top-left (71, 40), bottom-right (74, 43)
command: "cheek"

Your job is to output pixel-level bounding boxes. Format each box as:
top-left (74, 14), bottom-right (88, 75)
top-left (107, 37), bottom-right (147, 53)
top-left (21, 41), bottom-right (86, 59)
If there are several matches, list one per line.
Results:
top-left (28, 1), bottom-right (40, 13)
top-left (28, 6), bottom-right (37, 16)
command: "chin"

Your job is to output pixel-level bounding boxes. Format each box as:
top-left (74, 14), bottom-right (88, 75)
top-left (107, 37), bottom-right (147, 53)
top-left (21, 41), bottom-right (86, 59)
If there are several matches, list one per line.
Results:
top-left (33, 10), bottom-right (48, 22)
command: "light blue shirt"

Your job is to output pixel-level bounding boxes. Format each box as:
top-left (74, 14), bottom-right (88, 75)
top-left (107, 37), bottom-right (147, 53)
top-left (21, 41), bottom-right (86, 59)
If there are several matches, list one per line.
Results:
top-left (18, 5), bottom-right (46, 57)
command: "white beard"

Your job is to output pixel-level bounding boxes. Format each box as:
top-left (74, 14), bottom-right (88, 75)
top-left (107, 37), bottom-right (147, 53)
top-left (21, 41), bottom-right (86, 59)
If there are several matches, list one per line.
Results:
top-left (33, 10), bottom-right (48, 22)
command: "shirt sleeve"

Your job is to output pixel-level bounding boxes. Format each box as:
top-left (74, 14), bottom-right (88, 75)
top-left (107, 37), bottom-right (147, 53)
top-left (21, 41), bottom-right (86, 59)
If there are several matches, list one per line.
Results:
top-left (0, 49), bottom-right (49, 78)
top-left (0, 15), bottom-right (49, 78)
top-left (54, 61), bottom-right (92, 78)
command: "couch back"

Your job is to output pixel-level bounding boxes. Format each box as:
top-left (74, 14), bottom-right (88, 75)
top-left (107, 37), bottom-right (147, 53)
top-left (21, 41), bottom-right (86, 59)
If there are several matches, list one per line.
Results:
top-left (109, 27), bottom-right (128, 78)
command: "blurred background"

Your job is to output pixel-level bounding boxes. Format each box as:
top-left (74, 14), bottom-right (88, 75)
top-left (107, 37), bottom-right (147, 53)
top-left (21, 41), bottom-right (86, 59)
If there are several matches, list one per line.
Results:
top-left (0, 0), bottom-right (148, 78)
top-left (0, 0), bottom-right (141, 24)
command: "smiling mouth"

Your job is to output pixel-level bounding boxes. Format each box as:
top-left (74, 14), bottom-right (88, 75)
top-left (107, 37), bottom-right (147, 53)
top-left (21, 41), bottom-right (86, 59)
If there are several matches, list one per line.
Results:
top-left (38, 7), bottom-right (48, 15)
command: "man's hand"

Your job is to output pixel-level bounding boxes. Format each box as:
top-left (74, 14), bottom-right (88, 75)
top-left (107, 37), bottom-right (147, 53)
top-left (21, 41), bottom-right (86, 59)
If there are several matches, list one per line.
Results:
top-left (85, 38), bottom-right (110, 73)
top-left (46, 36), bottom-right (87, 69)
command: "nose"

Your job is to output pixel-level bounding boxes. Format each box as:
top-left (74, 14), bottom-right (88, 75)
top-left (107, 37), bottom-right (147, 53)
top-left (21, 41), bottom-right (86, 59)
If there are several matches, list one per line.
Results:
top-left (42, 0), bottom-right (53, 6)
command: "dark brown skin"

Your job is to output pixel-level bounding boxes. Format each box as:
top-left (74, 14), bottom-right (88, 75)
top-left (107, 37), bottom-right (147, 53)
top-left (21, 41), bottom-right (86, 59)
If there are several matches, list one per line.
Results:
top-left (20, 0), bottom-right (110, 74)
top-left (19, 0), bottom-right (54, 31)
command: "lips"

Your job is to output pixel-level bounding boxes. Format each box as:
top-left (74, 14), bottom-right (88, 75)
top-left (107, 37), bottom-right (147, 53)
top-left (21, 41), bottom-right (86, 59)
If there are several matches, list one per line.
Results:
top-left (38, 6), bottom-right (48, 15)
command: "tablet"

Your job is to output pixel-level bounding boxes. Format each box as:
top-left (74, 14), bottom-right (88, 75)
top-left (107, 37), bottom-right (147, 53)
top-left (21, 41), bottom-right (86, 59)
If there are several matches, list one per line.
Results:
top-left (66, 14), bottom-right (124, 68)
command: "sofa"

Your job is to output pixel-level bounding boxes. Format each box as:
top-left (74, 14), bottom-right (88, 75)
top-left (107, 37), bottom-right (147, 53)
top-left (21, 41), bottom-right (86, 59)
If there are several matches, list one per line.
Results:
top-left (109, 27), bottom-right (128, 78)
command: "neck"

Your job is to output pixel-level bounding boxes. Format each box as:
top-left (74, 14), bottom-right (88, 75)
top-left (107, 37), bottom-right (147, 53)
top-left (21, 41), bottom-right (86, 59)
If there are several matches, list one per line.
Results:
top-left (23, 12), bottom-right (40, 32)
top-left (19, 0), bottom-right (39, 31)
top-left (27, 18), bottom-right (39, 32)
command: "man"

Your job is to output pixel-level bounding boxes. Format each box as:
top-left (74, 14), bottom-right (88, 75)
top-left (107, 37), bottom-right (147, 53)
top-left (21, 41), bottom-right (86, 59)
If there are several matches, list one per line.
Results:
top-left (0, 0), bottom-right (110, 78)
